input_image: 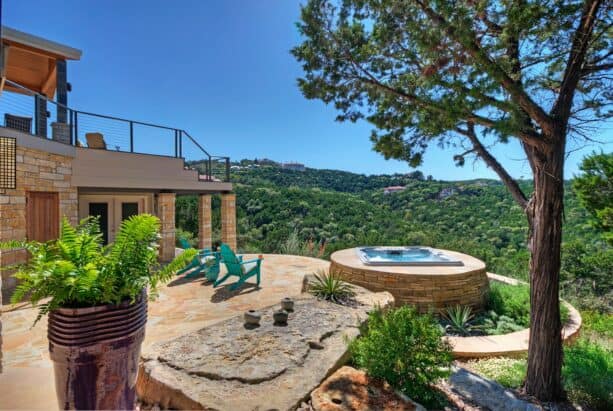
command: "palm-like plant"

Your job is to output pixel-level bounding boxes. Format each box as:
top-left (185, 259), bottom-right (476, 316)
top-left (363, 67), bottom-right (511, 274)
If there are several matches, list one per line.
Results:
top-left (1, 214), bottom-right (196, 324)
top-left (441, 305), bottom-right (483, 337)
top-left (308, 269), bottom-right (355, 304)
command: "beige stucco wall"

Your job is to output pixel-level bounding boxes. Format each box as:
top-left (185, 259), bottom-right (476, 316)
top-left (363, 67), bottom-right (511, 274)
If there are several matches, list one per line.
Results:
top-left (72, 148), bottom-right (232, 192)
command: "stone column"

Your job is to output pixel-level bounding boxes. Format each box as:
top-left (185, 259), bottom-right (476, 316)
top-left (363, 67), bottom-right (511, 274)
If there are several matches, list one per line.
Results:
top-left (220, 193), bottom-right (237, 250)
top-left (198, 194), bottom-right (212, 249)
top-left (157, 193), bottom-right (176, 262)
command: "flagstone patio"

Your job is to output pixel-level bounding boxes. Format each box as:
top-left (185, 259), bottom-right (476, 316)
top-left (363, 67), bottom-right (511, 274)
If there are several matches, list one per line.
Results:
top-left (0, 254), bottom-right (329, 410)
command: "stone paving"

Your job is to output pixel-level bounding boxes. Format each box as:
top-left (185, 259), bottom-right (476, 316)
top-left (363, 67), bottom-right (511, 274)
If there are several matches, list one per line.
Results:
top-left (0, 254), bottom-right (329, 410)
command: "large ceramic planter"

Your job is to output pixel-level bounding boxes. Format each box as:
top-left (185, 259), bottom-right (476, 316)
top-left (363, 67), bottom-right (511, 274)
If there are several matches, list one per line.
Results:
top-left (47, 291), bottom-right (147, 410)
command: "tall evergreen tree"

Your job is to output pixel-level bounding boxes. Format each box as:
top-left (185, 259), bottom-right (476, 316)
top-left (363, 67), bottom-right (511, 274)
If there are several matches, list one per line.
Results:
top-left (292, 0), bottom-right (612, 400)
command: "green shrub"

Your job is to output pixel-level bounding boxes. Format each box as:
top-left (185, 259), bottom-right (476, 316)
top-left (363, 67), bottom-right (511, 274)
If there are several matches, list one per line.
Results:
top-left (468, 356), bottom-right (527, 388)
top-left (486, 281), bottom-right (569, 328)
top-left (582, 311), bottom-right (613, 340)
top-left (176, 228), bottom-right (197, 248)
top-left (486, 282), bottom-right (531, 327)
top-left (563, 339), bottom-right (613, 409)
top-left (308, 270), bottom-right (355, 303)
top-left (350, 306), bottom-right (452, 408)
top-left (2, 215), bottom-right (196, 324)
top-left (441, 305), bottom-right (483, 336)
top-left (481, 311), bottom-right (525, 335)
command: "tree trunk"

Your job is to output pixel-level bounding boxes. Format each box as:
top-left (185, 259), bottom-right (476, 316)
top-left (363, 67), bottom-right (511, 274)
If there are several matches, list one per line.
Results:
top-left (524, 137), bottom-right (566, 401)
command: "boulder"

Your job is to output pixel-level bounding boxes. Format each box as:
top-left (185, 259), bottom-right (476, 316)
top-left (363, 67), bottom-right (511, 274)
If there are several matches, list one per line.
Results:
top-left (311, 366), bottom-right (424, 411)
top-left (137, 283), bottom-right (393, 411)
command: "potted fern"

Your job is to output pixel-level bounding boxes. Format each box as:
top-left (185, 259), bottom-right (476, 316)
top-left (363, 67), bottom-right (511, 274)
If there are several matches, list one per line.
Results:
top-left (1, 214), bottom-right (196, 410)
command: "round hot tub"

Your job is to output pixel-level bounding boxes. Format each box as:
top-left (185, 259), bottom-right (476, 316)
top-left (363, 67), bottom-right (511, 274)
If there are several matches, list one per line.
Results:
top-left (330, 247), bottom-right (489, 313)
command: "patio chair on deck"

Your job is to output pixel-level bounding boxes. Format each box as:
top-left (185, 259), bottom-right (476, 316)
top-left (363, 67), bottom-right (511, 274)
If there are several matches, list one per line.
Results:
top-left (85, 132), bottom-right (107, 149)
top-left (214, 243), bottom-right (263, 290)
top-left (177, 238), bottom-right (220, 281)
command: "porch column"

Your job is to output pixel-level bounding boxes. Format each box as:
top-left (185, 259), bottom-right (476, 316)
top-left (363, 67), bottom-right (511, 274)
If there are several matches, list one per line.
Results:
top-left (198, 194), bottom-right (212, 249)
top-left (220, 193), bottom-right (237, 250)
top-left (157, 193), bottom-right (176, 262)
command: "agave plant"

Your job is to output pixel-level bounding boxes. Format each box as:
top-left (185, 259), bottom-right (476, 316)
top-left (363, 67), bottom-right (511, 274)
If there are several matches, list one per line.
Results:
top-left (441, 305), bottom-right (483, 336)
top-left (308, 269), bottom-right (355, 304)
top-left (1, 214), bottom-right (196, 324)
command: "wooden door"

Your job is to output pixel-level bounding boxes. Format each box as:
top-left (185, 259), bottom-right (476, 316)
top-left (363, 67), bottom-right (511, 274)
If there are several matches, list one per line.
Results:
top-left (26, 191), bottom-right (59, 242)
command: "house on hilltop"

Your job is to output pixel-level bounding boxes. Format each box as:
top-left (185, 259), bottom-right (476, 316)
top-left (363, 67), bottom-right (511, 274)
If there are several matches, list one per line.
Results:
top-left (281, 162), bottom-right (306, 171)
top-left (383, 185), bottom-right (406, 194)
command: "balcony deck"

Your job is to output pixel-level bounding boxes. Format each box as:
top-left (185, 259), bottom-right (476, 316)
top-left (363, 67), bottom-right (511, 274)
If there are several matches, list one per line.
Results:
top-left (3, 126), bottom-right (232, 193)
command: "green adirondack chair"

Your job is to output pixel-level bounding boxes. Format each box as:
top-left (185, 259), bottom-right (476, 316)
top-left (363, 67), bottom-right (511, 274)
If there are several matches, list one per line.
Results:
top-left (214, 243), bottom-right (262, 290)
top-left (177, 237), bottom-right (220, 281)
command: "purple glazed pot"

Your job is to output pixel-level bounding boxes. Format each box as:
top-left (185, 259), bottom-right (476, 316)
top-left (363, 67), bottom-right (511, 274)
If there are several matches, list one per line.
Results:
top-left (47, 291), bottom-right (147, 410)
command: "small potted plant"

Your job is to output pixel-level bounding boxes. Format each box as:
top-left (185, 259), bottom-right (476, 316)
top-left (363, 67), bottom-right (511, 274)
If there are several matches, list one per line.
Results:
top-left (1, 214), bottom-right (196, 410)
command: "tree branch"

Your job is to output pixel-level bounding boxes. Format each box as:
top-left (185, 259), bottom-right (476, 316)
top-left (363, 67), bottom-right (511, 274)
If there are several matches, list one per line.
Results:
top-left (552, 0), bottom-right (604, 122)
top-left (456, 123), bottom-right (529, 210)
top-left (413, 0), bottom-right (555, 137)
top-left (347, 61), bottom-right (547, 150)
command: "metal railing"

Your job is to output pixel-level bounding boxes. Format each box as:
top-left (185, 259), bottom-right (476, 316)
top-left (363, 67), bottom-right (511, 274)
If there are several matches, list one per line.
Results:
top-left (0, 79), bottom-right (231, 182)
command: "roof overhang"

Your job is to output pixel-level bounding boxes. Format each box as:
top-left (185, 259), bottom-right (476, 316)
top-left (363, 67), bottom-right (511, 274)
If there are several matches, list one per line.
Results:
top-left (1, 26), bottom-right (82, 60)
top-left (1, 26), bottom-right (82, 97)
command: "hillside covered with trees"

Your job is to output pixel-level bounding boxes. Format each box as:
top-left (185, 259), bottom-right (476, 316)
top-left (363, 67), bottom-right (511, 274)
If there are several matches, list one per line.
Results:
top-left (177, 160), bottom-right (611, 314)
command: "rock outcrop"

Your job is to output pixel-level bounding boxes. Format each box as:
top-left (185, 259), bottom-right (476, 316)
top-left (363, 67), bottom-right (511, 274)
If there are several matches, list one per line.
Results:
top-left (311, 366), bottom-right (425, 411)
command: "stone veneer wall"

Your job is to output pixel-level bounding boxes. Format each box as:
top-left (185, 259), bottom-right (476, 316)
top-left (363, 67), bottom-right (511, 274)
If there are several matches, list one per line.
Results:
top-left (198, 194), bottom-right (212, 249)
top-left (0, 146), bottom-right (78, 298)
top-left (157, 193), bottom-right (176, 262)
top-left (0, 146), bottom-right (78, 372)
top-left (329, 260), bottom-right (489, 313)
top-left (220, 193), bottom-right (237, 250)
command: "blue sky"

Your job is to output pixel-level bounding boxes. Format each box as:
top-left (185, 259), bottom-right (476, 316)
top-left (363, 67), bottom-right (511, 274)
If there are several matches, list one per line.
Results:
top-left (4, 0), bottom-right (611, 180)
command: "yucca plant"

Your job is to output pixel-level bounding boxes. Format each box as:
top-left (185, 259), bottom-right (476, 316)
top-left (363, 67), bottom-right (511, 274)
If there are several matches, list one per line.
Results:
top-left (441, 305), bottom-right (483, 337)
top-left (308, 269), bottom-right (355, 304)
top-left (1, 214), bottom-right (197, 324)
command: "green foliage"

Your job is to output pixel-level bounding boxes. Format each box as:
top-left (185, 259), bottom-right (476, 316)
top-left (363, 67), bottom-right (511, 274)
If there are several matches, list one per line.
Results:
top-left (308, 270), bottom-right (355, 303)
top-left (468, 356), bottom-right (527, 389)
top-left (481, 311), bottom-right (525, 335)
top-left (561, 241), bottom-right (613, 313)
top-left (441, 305), bottom-right (482, 336)
top-left (1, 215), bottom-right (197, 324)
top-left (350, 306), bottom-right (452, 407)
top-left (563, 339), bottom-right (613, 410)
top-left (176, 228), bottom-right (197, 248)
top-left (470, 338), bottom-right (613, 410)
top-left (486, 282), bottom-right (532, 327)
top-left (175, 165), bottom-right (610, 313)
top-left (292, 0), bottom-right (611, 166)
top-left (572, 152), bottom-right (613, 244)
top-left (582, 311), bottom-right (613, 340)
top-left (278, 229), bottom-right (305, 255)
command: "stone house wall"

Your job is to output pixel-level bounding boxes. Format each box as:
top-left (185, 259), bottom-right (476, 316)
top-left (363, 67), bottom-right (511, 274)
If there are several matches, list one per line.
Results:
top-left (0, 145), bottom-right (78, 300)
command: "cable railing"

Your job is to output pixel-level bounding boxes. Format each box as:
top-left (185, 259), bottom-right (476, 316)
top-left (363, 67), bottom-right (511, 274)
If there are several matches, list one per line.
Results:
top-left (0, 79), bottom-right (231, 182)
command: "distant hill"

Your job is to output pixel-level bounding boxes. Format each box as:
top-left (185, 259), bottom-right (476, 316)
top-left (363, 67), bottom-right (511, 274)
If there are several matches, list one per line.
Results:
top-left (176, 160), bottom-right (610, 312)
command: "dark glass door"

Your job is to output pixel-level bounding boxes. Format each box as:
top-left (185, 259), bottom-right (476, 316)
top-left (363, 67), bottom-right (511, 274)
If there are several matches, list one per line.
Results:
top-left (121, 202), bottom-right (139, 221)
top-left (89, 202), bottom-right (109, 245)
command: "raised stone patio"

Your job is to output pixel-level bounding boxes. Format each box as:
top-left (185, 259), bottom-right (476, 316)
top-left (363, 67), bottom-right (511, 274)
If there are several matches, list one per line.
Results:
top-left (0, 254), bottom-right (329, 410)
